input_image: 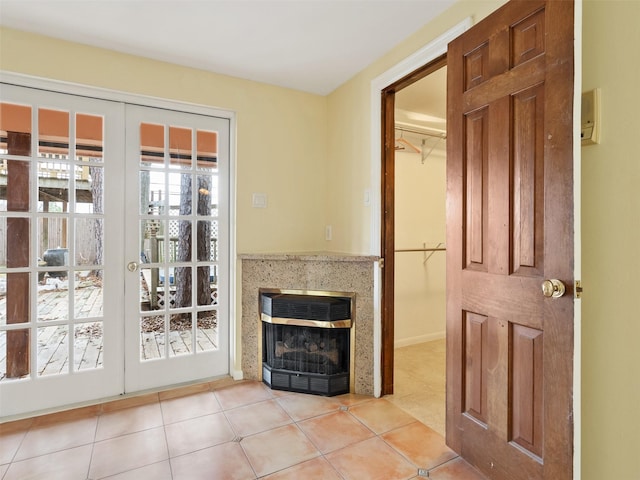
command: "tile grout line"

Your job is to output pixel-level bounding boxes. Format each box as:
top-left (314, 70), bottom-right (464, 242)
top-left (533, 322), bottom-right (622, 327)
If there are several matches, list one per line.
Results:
top-left (161, 411), bottom-right (174, 479)
top-left (218, 392), bottom-right (260, 480)
top-left (426, 454), bottom-right (462, 475)
top-left (375, 419), bottom-right (434, 473)
top-left (3, 421), bottom-right (31, 469)
top-left (156, 389), bottom-right (175, 479)
top-left (260, 400), bottom-right (345, 480)
top-left (85, 409), bottom-right (101, 480)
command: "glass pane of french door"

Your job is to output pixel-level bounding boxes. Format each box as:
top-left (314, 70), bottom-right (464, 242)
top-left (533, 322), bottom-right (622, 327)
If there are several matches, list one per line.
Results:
top-left (124, 105), bottom-right (229, 392)
top-left (0, 84), bottom-right (124, 418)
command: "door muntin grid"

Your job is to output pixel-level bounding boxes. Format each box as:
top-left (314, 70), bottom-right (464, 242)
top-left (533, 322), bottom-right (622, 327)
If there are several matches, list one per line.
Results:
top-left (137, 123), bottom-right (220, 361)
top-left (1, 99), bottom-right (111, 381)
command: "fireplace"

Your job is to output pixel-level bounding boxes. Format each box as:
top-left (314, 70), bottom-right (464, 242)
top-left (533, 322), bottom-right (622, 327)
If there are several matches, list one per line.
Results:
top-left (260, 289), bottom-right (355, 396)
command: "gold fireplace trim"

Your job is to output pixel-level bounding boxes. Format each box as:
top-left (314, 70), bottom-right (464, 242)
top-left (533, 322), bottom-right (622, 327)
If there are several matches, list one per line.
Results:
top-left (261, 313), bottom-right (352, 329)
top-left (257, 288), bottom-right (356, 393)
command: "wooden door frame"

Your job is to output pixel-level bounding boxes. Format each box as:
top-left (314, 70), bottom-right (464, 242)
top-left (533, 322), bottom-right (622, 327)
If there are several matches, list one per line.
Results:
top-left (370, 19), bottom-right (471, 398)
top-left (380, 55), bottom-right (447, 395)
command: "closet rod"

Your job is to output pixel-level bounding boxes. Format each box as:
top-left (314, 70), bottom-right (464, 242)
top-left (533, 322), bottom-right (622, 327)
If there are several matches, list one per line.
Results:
top-left (394, 126), bottom-right (446, 139)
top-left (394, 247), bottom-right (446, 253)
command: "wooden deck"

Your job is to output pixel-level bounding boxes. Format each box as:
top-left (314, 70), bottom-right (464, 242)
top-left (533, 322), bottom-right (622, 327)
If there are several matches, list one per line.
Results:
top-left (141, 320), bottom-right (218, 360)
top-left (0, 277), bottom-right (217, 381)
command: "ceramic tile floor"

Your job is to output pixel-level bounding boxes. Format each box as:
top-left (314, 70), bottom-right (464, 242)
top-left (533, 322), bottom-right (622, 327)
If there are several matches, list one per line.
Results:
top-left (388, 339), bottom-right (447, 436)
top-left (0, 344), bottom-right (487, 479)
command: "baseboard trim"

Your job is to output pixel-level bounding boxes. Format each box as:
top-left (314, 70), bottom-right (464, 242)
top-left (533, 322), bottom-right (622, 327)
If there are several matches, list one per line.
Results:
top-left (394, 331), bottom-right (445, 349)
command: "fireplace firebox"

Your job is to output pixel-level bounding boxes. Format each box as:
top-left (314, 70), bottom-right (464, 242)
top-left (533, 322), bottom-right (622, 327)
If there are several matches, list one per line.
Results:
top-left (260, 290), bottom-right (354, 396)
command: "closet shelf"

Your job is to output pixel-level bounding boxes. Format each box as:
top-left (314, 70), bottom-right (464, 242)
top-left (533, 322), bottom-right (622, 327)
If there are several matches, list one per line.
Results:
top-left (394, 126), bottom-right (446, 163)
top-left (395, 243), bottom-right (446, 264)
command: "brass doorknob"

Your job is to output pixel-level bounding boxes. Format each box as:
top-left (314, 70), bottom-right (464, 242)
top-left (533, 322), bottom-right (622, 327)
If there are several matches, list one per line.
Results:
top-left (541, 279), bottom-right (565, 298)
top-left (127, 261), bottom-right (139, 272)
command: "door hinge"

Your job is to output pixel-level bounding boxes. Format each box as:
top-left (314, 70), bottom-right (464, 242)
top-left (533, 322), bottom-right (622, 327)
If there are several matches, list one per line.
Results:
top-left (575, 280), bottom-right (583, 299)
top-left (379, 258), bottom-right (384, 269)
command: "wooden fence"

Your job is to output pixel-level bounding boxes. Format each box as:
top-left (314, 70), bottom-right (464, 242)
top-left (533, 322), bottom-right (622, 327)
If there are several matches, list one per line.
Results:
top-left (0, 216), bottom-right (99, 267)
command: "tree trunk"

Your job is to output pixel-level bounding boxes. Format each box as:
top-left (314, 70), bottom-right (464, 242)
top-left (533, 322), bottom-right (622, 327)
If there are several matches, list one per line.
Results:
top-left (140, 170), bottom-right (150, 255)
top-left (174, 174), bottom-right (192, 308)
top-left (89, 165), bottom-right (104, 278)
top-left (174, 174), bottom-right (213, 312)
top-left (196, 175), bottom-right (212, 309)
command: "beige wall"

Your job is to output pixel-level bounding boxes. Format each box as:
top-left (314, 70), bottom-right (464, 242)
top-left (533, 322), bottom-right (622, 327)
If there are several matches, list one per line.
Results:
top-left (581, 2), bottom-right (640, 479)
top-left (0, 27), bottom-right (329, 255)
top-left (394, 145), bottom-right (446, 346)
top-left (0, 25), bottom-right (331, 379)
top-left (2, 0), bottom-right (639, 477)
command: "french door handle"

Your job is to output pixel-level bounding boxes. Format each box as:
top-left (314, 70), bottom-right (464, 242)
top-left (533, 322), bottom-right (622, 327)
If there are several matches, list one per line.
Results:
top-left (127, 261), bottom-right (139, 272)
top-left (541, 279), bottom-right (565, 298)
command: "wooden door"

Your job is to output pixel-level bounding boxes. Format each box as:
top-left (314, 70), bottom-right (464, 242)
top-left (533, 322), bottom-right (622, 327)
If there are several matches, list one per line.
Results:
top-left (446, 1), bottom-right (574, 479)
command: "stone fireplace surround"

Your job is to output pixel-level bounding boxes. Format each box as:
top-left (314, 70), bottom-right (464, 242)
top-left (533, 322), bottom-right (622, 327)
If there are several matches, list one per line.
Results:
top-left (240, 253), bottom-right (379, 395)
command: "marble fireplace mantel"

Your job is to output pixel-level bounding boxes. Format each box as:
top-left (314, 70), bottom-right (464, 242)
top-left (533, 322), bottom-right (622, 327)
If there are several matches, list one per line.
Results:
top-left (239, 252), bottom-right (379, 395)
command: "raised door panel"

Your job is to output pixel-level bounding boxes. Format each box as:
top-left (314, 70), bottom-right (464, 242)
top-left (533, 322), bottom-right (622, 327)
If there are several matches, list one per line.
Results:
top-left (464, 107), bottom-right (489, 271)
top-left (512, 84), bottom-right (545, 276)
top-left (510, 7), bottom-right (546, 68)
top-left (511, 323), bottom-right (544, 458)
top-left (463, 311), bottom-right (488, 424)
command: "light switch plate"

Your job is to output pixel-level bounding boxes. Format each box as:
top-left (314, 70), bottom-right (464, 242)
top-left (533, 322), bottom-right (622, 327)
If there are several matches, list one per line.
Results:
top-left (252, 193), bottom-right (267, 208)
top-left (581, 88), bottom-right (600, 146)
top-left (325, 225), bottom-right (332, 241)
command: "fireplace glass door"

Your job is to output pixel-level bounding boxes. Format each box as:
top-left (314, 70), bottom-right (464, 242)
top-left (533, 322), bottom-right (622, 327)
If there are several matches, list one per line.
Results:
top-left (264, 323), bottom-right (349, 372)
top-left (260, 292), bottom-right (353, 396)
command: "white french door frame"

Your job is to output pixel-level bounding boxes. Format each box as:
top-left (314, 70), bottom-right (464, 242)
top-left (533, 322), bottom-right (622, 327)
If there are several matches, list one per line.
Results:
top-left (0, 71), bottom-right (237, 417)
top-left (123, 104), bottom-right (231, 391)
top-left (0, 83), bottom-right (125, 417)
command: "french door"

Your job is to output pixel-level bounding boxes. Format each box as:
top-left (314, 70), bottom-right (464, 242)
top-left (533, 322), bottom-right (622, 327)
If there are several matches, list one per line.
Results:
top-left (0, 84), bottom-right (125, 416)
top-left (0, 81), bottom-right (231, 418)
top-left (123, 105), bottom-right (230, 392)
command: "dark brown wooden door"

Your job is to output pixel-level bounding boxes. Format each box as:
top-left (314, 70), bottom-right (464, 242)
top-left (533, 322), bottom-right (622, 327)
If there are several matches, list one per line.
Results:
top-left (445, 1), bottom-right (574, 479)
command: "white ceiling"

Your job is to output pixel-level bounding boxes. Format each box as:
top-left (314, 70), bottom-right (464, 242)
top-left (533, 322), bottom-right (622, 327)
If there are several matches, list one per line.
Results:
top-left (0, 0), bottom-right (456, 96)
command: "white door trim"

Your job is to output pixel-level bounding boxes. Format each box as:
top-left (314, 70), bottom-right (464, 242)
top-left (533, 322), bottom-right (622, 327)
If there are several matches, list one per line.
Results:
top-left (0, 71), bottom-right (236, 120)
top-left (572, 2), bottom-right (583, 478)
top-left (368, 18), bottom-right (472, 398)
